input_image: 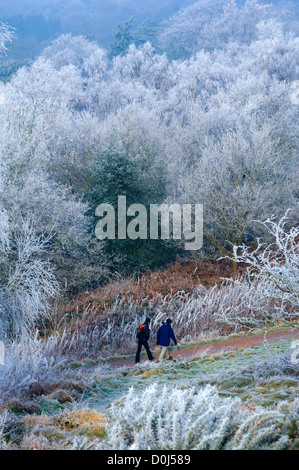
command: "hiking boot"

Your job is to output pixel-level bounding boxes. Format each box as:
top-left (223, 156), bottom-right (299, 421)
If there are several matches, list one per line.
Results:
top-left (167, 356), bottom-right (176, 361)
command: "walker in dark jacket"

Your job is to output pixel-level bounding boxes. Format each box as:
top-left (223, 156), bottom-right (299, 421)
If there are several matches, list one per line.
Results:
top-left (135, 318), bottom-right (154, 364)
top-left (157, 319), bottom-right (177, 362)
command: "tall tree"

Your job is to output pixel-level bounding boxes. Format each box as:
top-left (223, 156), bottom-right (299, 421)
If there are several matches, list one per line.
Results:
top-left (0, 22), bottom-right (14, 55)
top-left (110, 17), bottom-right (134, 58)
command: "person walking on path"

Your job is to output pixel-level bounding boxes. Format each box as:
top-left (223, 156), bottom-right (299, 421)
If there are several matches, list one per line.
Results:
top-left (135, 317), bottom-right (154, 364)
top-left (157, 318), bottom-right (177, 362)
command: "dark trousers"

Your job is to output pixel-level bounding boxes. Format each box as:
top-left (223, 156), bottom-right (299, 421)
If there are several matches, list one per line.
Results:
top-left (135, 338), bottom-right (154, 363)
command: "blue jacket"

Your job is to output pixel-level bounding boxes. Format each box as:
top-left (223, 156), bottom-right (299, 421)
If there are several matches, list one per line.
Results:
top-left (157, 322), bottom-right (177, 347)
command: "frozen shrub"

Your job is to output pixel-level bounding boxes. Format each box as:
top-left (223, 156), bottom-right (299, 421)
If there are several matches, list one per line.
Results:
top-left (232, 211), bottom-right (299, 310)
top-left (0, 331), bottom-right (114, 403)
top-left (104, 384), bottom-right (298, 450)
top-left (105, 384), bottom-right (239, 450)
top-left (0, 216), bottom-right (59, 338)
top-left (0, 333), bottom-right (69, 401)
top-left (62, 272), bottom-right (295, 358)
top-left (0, 411), bottom-right (7, 440)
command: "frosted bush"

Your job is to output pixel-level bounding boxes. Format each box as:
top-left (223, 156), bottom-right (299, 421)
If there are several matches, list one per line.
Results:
top-left (0, 329), bottom-right (116, 404)
top-left (168, 278), bottom-right (280, 339)
top-left (67, 272), bottom-right (295, 358)
top-left (246, 349), bottom-right (299, 381)
top-left (0, 333), bottom-right (69, 401)
top-left (0, 411), bottom-right (7, 438)
top-left (232, 211), bottom-right (299, 310)
top-left (105, 384), bottom-right (238, 450)
top-left (0, 215), bottom-right (59, 338)
top-left (104, 384), bottom-right (298, 450)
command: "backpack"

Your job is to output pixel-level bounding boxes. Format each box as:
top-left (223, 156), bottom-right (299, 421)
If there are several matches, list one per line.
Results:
top-left (137, 323), bottom-right (146, 339)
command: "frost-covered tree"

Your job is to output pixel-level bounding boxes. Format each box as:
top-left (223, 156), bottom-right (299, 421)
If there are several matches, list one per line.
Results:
top-left (248, 19), bottom-right (299, 82)
top-left (0, 60), bottom-right (109, 295)
top-left (0, 23), bottom-right (14, 55)
top-left (167, 68), bottom-right (298, 261)
top-left (0, 157), bottom-right (59, 337)
top-left (0, 27), bottom-right (61, 337)
top-left (0, 58), bottom-right (84, 182)
top-left (159, 0), bottom-right (275, 58)
top-left (0, 0), bottom-right (296, 303)
top-left (0, 214), bottom-right (59, 338)
top-left (110, 17), bottom-right (134, 58)
top-left (40, 34), bottom-right (99, 70)
top-left (231, 211), bottom-right (299, 309)
top-left (178, 115), bottom-right (297, 263)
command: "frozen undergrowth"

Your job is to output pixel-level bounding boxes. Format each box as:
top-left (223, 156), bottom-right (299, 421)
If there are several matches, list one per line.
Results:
top-left (0, 334), bottom-right (70, 401)
top-left (0, 337), bottom-right (298, 450)
top-left (114, 340), bottom-right (299, 407)
top-left (103, 383), bottom-right (298, 450)
top-left (61, 277), bottom-right (298, 358)
top-left (216, 349), bottom-right (299, 384)
top-left (0, 331), bottom-right (111, 402)
top-left (97, 343), bottom-right (299, 450)
top-left (0, 411), bottom-right (7, 446)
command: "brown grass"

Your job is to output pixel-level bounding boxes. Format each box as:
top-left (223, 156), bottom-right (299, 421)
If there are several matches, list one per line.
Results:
top-left (42, 259), bottom-right (250, 358)
top-left (24, 408), bottom-right (108, 440)
top-left (60, 259), bottom-right (241, 317)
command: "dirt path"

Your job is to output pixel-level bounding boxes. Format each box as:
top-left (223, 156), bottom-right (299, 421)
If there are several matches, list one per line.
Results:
top-left (109, 328), bottom-right (299, 368)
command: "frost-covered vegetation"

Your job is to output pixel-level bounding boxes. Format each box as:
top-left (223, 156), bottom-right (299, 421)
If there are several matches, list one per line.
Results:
top-left (53, 275), bottom-right (297, 359)
top-left (0, 0), bottom-right (298, 451)
top-left (0, 337), bottom-right (298, 450)
top-left (0, 2), bottom-right (298, 333)
top-left (101, 342), bottom-right (299, 451)
top-left (232, 212), bottom-right (299, 310)
top-left (0, 23), bottom-right (14, 53)
top-left (0, 1), bottom-right (298, 59)
top-left (105, 383), bottom-right (298, 450)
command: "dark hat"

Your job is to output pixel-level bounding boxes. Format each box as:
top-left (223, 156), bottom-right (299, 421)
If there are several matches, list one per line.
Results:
top-left (166, 318), bottom-right (172, 324)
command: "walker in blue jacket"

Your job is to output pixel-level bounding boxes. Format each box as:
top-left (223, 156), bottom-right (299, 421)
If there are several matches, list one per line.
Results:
top-left (157, 318), bottom-right (177, 362)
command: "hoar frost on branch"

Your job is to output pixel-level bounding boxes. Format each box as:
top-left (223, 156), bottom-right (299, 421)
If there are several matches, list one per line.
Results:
top-left (231, 211), bottom-right (299, 310)
top-left (105, 383), bottom-right (298, 450)
top-left (0, 212), bottom-right (59, 338)
top-left (0, 23), bottom-right (14, 55)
